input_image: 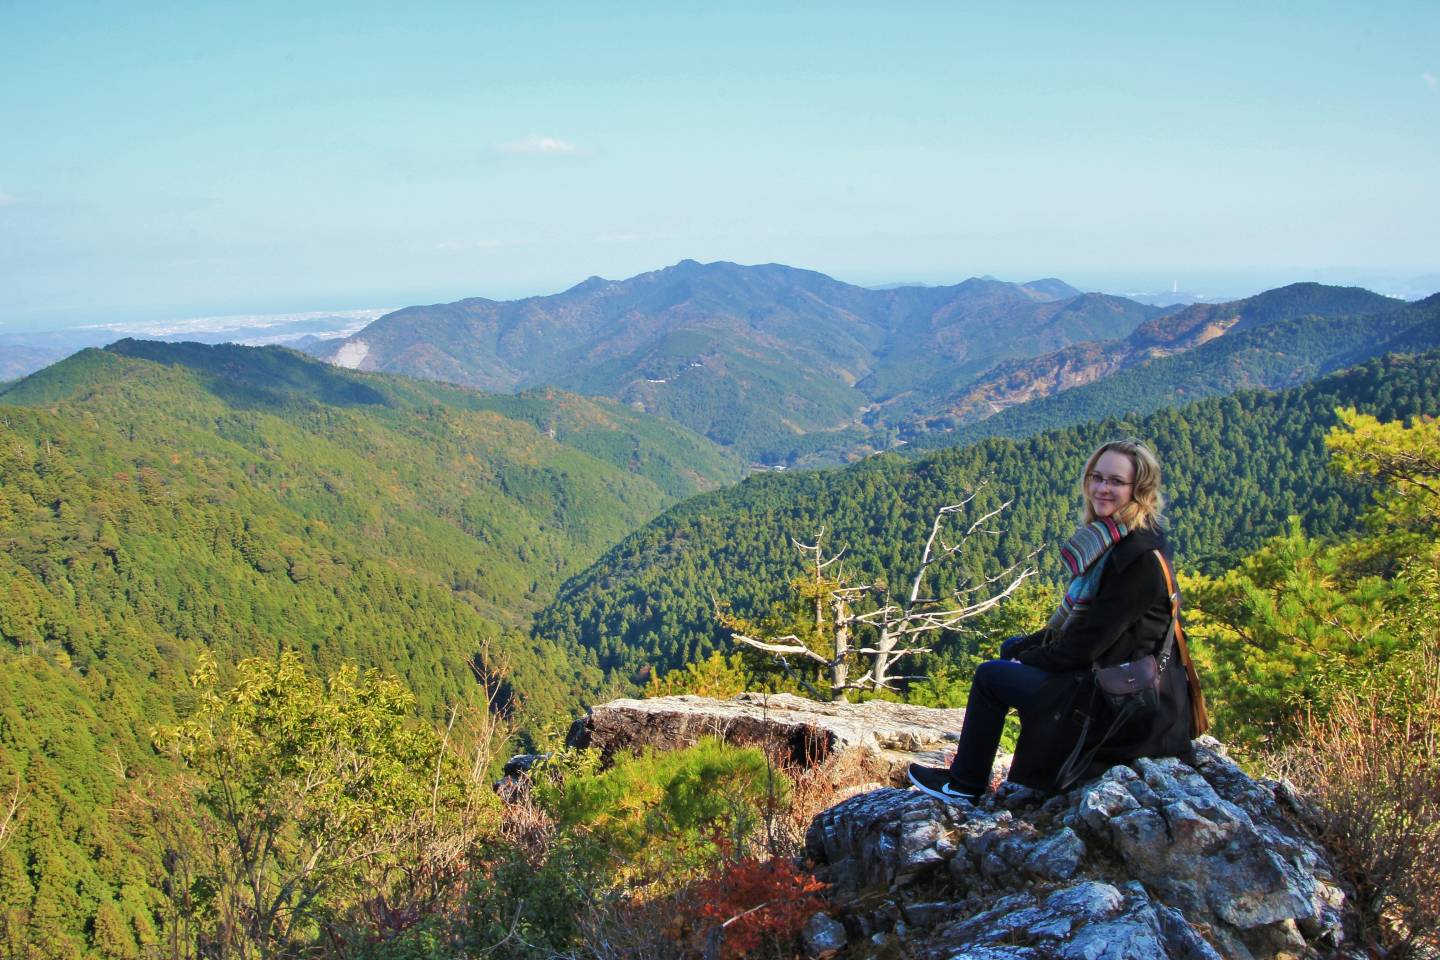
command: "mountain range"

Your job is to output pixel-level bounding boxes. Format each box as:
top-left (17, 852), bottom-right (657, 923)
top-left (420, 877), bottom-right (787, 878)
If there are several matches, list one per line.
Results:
top-left (309, 261), bottom-right (1430, 465)
top-left (0, 338), bottom-right (757, 950)
top-left (306, 262), bottom-right (1164, 459)
top-left (902, 283), bottom-right (1398, 431)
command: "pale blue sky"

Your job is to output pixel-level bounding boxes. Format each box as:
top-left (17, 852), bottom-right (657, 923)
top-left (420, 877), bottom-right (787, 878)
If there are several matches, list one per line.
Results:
top-left (2, 1), bottom-right (1437, 331)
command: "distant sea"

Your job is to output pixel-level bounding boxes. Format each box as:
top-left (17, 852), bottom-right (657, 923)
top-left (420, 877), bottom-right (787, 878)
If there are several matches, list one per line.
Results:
top-left (0, 308), bottom-right (391, 381)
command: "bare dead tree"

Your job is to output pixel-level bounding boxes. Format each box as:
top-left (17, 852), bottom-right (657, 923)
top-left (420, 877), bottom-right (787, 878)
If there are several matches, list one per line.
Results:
top-left (725, 492), bottom-right (1039, 701)
top-left (0, 774), bottom-right (21, 854)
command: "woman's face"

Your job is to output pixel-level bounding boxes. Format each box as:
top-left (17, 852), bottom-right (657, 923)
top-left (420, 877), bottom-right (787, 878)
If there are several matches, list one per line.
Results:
top-left (1087, 449), bottom-right (1136, 521)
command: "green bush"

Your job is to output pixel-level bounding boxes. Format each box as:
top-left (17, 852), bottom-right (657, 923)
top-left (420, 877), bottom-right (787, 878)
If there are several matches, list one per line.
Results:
top-left (540, 738), bottom-right (789, 870)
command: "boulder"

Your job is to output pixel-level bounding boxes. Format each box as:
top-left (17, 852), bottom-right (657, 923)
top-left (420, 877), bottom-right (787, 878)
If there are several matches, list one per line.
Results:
top-left (565, 692), bottom-right (967, 779)
top-left (804, 738), bottom-right (1362, 960)
top-left (801, 911), bottom-right (847, 958)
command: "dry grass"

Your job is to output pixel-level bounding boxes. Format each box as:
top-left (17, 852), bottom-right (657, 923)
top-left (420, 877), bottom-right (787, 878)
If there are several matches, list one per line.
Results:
top-left (1271, 648), bottom-right (1440, 956)
top-left (760, 746), bottom-right (892, 858)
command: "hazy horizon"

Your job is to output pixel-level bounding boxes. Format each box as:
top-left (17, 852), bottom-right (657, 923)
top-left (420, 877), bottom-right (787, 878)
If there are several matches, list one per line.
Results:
top-left (5, 259), bottom-right (1439, 338)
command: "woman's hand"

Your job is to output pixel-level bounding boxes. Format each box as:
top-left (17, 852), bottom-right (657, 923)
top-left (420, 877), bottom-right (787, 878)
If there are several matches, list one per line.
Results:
top-left (1000, 633), bottom-right (1040, 661)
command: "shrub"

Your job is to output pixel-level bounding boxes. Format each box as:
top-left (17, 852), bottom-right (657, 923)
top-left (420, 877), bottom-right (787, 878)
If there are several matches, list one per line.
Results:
top-left (152, 652), bottom-right (496, 957)
top-left (668, 855), bottom-right (829, 960)
top-left (1272, 646), bottom-right (1439, 956)
top-left (538, 738), bottom-right (788, 874)
top-left (645, 651), bottom-right (751, 698)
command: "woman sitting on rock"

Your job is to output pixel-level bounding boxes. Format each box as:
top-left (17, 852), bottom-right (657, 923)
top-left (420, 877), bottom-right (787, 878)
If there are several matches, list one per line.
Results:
top-left (908, 438), bottom-right (1200, 803)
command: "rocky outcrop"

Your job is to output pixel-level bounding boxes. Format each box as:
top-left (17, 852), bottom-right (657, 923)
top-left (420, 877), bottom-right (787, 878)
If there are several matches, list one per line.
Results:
top-left (804, 740), bottom-right (1358, 960)
top-left (565, 692), bottom-right (965, 779)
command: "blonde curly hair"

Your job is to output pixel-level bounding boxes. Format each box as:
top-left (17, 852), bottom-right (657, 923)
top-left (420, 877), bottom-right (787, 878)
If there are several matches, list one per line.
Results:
top-left (1079, 438), bottom-right (1165, 530)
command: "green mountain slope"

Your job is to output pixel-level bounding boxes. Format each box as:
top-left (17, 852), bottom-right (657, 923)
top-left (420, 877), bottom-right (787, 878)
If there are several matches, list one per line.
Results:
top-left (316, 261), bottom-right (1161, 459)
top-left (533, 352), bottom-right (1440, 680)
top-left (0, 341), bottom-right (738, 954)
top-left (95, 338), bottom-right (743, 499)
top-left (903, 289), bottom-right (1436, 451)
top-left (899, 283), bottom-right (1398, 433)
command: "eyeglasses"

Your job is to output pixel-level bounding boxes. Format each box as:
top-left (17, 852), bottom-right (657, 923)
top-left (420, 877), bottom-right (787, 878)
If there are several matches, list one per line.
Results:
top-left (1086, 472), bottom-right (1134, 488)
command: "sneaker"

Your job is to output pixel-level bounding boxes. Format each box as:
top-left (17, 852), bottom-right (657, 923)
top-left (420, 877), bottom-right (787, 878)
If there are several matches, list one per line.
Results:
top-left (907, 763), bottom-right (979, 806)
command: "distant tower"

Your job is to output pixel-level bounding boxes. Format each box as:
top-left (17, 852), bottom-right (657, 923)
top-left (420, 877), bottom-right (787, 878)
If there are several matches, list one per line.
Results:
top-left (1172, 279), bottom-right (1179, 294)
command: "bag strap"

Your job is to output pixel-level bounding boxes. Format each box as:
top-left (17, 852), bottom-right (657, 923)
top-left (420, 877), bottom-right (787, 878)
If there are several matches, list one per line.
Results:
top-left (1055, 691), bottom-right (1141, 792)
top-left (1152, 550), bottom-right (1211, 736)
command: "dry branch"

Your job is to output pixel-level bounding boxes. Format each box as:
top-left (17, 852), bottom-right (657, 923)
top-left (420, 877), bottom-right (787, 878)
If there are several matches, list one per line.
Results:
top-left (0, 775), bottom-right (21, 853)
top-left (721, 495), bottom-right (1039, 699)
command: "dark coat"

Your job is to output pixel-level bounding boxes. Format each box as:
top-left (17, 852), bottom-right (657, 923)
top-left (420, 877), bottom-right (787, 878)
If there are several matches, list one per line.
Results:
top-left (1004, 527), bottom-right (1196, 791)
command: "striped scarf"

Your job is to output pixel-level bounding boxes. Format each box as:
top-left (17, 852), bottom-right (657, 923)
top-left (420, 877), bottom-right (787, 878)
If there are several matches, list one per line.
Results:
top-left (1045, 517), bottom-right (1129, 634)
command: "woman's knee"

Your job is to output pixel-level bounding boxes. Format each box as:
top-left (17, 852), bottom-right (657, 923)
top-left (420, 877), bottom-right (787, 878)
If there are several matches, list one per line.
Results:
top-left (971, 658), bottom-right (1011, 693)
top-left (973, 656), bottom-right (1008, 687)
top-left (971, 658), bottom-right (1053, 709)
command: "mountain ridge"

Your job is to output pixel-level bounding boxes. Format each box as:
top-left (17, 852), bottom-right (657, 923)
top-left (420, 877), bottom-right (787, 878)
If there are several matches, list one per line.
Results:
top-left (901, 282), bottom-right (1402, 433)
top-left (312, 261), bottom-right (1164, 458)
top-left (904, 289), bottom-right (1437, 451)
top-left (310, 262), bottom-right (1420, 464)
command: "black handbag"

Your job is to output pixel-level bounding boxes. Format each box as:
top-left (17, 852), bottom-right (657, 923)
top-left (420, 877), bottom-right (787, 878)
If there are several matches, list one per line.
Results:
top-left (1093, 654), bottom-right (1160, 713)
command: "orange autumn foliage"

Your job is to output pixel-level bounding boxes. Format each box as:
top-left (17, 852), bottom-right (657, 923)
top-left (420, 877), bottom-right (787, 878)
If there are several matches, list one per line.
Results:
top-left (668, 854), bottom-right (831, 959)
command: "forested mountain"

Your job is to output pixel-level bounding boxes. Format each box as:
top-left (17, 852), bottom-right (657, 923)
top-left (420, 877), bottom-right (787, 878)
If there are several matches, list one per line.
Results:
top-left (533, 351), bottom-right (1440, 680)
top-left (312, 260), bottom-right (1161, 459)
top-left (4, 310), bottom-right (1436, 954)
top-left (903, 289), bottom-right (1438, 451)
top-left (311, 261), bottom-right (1422, 466)
top-left (900, 283), bottom-right (1399, 432)
top-left (0, 341), bottom-right (739, 953)
top-left (100, 339), bottom-right (743, 500)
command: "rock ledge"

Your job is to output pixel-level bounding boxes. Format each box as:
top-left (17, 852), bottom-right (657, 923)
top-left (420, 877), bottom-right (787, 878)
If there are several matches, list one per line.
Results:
top-left (566, 692), bottom-right (965, 775)
top-left (804, 739), bottom-right (1359, 960)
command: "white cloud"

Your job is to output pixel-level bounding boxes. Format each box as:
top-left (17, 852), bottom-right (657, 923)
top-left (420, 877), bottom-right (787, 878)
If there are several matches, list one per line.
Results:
top-left (1425, 71), bottom-right (1438, 91)
top-left (497, 135), bottom-right (578, 155)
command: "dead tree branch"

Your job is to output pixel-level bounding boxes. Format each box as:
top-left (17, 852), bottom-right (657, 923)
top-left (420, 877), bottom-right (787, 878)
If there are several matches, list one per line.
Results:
top-left (720, 495), bottom-right (1040, 699)
top-left (0, 775), bottom-right (20, 854)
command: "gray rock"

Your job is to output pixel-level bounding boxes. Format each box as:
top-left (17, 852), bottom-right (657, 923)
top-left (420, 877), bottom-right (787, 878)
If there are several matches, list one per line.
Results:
top-left (1024, 827), bottom-right (1086, 880)
top-left (801, 911), bottom-right (846, 959)
top-left (995, 781), bottom-right (1049, 809)
top-left (1056, 905), bottom-right (1171, 960)
top-left (1153, 901), bottom-right (1226, 960)
top-left (802, 738), bottom-right (1357, 959)
top-left (1079, 757), bottom-right (1319, 935)
top-left (805, 788), bottom-right (962, 889)
top-left (935, 892), bottom-right (1040, 945)
top-left (903, 900), bottom-right (957, 929)
top-left (1042, 882), bottom-right (1124, 921)
top-left (567, 692), bottom-right (967, 776)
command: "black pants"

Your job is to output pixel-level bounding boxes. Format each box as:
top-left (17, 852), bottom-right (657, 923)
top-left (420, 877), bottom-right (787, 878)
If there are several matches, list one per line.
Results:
top-left (946, 636), bottom-right (1057, 795)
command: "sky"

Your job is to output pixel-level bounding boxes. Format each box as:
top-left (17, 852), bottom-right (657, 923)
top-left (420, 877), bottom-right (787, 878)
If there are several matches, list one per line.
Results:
top-left (2, 1), bottom-right (1438, 332)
